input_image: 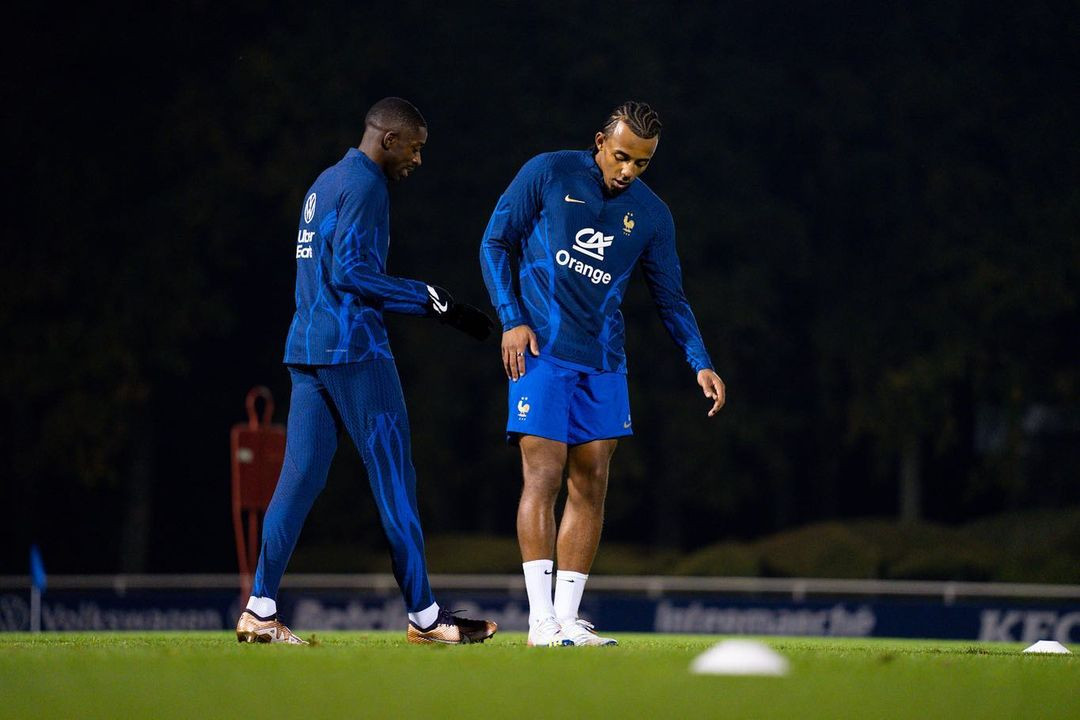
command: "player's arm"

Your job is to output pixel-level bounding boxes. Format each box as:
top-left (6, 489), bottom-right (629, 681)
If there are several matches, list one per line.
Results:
top-left (639, 208), bottom-right (726, 416)
top-left (479, 155), bottom-right (547, 378)
top-left (331, 187), bottom-right (430, 312)
top-left (331, 188), bottom-right (492, 339)
top-left (380, 299), bottom-right (428, 316)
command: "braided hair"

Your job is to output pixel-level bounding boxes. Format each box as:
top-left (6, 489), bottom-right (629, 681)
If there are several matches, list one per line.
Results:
top-left (599, 101), bottom-right (662, 139)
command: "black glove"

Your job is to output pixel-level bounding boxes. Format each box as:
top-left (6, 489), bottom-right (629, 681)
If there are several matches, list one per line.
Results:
top-left (426, 285), bottom-right (495, 341)
top-left (426, 285), bottom-right (455, 318)
top-left (442, 302), bottom-right (495, 341)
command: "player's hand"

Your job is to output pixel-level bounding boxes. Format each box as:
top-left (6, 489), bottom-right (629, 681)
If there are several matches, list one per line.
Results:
top-left (502, 324), bottom-right (539, 380)
top-left (697, 369), bottom-right (726, 417)
top-left (443, 303), bottom-right (495, 342)
top-left (426, 285), bottom-right (455, 318)
top-left (426, 285), bottom-right (494, 341)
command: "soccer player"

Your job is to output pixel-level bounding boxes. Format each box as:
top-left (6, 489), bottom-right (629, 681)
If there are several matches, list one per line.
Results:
top-left (236, 97), bottom-right (497, 645)
top-left (479, 101), bottom-right (725, 647)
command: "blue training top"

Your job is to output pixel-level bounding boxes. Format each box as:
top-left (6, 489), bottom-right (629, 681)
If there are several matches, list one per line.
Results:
top-left (284, 149), bottom-right (430, 365)
top-left (479, 150), bottom-right (713, 374)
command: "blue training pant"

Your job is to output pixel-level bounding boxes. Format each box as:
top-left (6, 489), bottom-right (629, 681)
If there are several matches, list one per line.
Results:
top-left (252, 361), bottom-right (435, 613)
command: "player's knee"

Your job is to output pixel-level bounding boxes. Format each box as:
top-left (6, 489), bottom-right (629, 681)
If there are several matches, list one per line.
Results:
top-left (281, 450), bottom-right (329, 493)
top-left (568, 466), bottom-right (608, 507)
top-left (521, 463), bottom-right (563, 500)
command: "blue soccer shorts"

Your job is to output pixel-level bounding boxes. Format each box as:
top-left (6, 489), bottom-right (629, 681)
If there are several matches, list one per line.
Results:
top-left (506, 355), bottom-right (633, 445)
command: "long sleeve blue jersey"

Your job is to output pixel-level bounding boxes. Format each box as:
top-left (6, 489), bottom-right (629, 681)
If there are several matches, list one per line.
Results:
top-left (480, 150), bottom-right (713, 374)
top-left (284, 149), bottom-right (429, 365)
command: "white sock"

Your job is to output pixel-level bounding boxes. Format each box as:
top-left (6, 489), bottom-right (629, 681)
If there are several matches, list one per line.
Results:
top-left (553, 570), bottom-right (588, 623)
top-left (522, 559), bottom-right (555, 626)
top-left (409, 602), bottom-right (440, 629)
top-left (246, 596), bottom-right (277, 618)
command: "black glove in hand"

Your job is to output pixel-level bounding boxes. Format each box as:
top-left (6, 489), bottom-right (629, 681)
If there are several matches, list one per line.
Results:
top-left (426, 285), bottom-right (494, 341)
top-left (443, 303), bottom-right (495, 342)
top-left (426, 285), bottom-right (454, 318)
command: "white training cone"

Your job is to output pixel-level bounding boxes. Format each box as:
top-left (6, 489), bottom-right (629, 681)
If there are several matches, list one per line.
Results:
top-left (1022, 640), bottom-right (1071, 654)
top-left (690, 639), bottom-right (790, 676)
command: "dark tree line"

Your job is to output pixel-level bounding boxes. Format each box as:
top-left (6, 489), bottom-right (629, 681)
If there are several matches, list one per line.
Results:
top-left (3, 1), bottom-right (1077, 573)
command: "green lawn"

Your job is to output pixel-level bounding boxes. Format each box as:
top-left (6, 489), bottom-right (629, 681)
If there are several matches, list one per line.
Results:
top-left (1, 632), bottom-right (1076, 719)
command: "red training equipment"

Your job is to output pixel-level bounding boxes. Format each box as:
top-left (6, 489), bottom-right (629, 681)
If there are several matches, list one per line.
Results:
top-left (230, 386), bottom-right (285, 600)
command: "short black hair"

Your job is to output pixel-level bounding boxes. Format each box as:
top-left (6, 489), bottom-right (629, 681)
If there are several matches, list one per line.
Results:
top-left (365, 97), bottom-right (426, 132)
top-left (600, 101), bottom-right (662, 139)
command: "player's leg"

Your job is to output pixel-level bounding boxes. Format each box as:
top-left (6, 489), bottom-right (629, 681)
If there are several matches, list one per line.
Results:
top-left (518, 435), bottom-right (568, 562)
top-left (320, 360), bottom-right (496, 644)
top-left (239, 366), bottom-right (338, 644)
top-left (553, 370), bottom-right (632, 646)
top-left (507, 357), bottom-right (576, 645)
top-left (554, 439), bottom-right (619, 646)
top-left (517, 435), bottom-right (575, 646)
top-left (320, 362), bottom-right (433, 613)
top-left (557, 438), bottom-right (617, 574)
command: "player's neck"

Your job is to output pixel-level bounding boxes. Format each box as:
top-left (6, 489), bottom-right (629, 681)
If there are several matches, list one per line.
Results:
top-left (356, 140), bottom-right (391, 178)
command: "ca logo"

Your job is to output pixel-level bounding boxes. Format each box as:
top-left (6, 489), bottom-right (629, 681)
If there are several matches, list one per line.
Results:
top-left (573, 227), bottom-right (614, 261)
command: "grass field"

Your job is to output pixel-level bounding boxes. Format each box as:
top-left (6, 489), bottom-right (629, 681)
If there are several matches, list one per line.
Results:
top-left (1, 632), bottom-right (1076, 719)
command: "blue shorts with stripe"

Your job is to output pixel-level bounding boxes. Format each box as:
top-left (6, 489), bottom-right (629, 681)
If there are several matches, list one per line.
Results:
top-left (506, 355), bottom-right (633, 445)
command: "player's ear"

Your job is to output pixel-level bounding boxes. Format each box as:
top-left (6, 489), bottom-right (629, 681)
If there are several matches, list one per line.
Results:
top-left (381, 131), bottom-right (398, 150)
top-left (594, 131), bottom-right (605, 152)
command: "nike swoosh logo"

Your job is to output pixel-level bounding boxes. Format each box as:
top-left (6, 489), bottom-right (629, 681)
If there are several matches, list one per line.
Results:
top-left (624, 421), bottom-right (632, 428)
top-left (564, 194), bottom-right (586, 204)
top-left (543, 570), bottom-right (553, 575)
top-left (427, 287), bottom-right (449, 314)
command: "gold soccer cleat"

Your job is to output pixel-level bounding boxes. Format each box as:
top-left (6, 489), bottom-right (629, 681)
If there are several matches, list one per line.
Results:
top-left (235, 610), bottom-right (308, 645)
top-left (407, 609), bottom-right (498, 645)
